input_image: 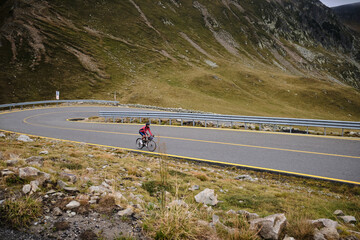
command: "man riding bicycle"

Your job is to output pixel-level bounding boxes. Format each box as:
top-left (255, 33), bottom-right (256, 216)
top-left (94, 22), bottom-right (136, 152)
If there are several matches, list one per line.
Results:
top-left (139, 122), bottom-right (153, 144)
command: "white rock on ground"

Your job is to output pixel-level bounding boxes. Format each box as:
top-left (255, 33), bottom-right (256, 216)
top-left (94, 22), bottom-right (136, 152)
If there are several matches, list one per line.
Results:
top-left (53, 207), bottom-right (63, 216)
top-left (22, 184), bottom-right (32, 194)
top-left (226, 209), bottom-right (237, 215)
top-left (89, 184), bottom-right (111, 194)
top-left (66, 200), bottom-right (81, 209)
top-left (283, 236), bottom-right (295, 240)
top-left (30, 180), bottom-right (40, 193)
top-left (19, 167), bottom-right (40, 178)
top-left (311, 218), bottom-right (339, 229)
top-left (333, 210), bottom-right (344, 216)
top-left (318, 227), bottom-right (340, 240)
top-left (1, 169), bottom-right (15, 177)
top-left (6, 160), bottom-right (18, 166)
top-left (234, 175), bottom-right (258, 182)
top-left (59, 172), bottom-right (77, 183)
top-left (340, 216), bottom-right (357, 224)
top-left (25, 156), bottom-right (44, 167)
top-left (39, 150), bottom-right (49, 155)
top-left (189, 185), bottom-right (200, 191)
top-left (238, 210), bottom-right (259, 220)
top-left (0, 133), bottom-right (5, 138)
top-left (195, 188), bottom-right (218, 206)
top-left (17, 135), bottom-right (33, 142)
top-left (250, 213), bottom-right (287, 240)
top-left (117, 208), bottom-right (133, 216)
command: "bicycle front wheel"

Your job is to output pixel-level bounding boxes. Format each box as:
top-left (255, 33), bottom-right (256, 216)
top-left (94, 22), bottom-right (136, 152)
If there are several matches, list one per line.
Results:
top-left (147, 140), bottom-right (156, 152)
top-left (136, 138), bottom-right (144, 149)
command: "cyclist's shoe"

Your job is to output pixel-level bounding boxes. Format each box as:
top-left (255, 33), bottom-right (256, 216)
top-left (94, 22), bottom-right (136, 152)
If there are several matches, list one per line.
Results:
top-left (140, 140), bottom-right (143, 145)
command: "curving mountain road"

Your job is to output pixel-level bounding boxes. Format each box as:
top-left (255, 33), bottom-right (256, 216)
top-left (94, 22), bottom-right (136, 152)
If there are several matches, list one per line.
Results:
top-left (0, 106), bottom-right (359, 184)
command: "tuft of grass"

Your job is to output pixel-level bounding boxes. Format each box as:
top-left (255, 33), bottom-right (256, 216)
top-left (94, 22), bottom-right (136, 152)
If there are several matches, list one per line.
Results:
top-left (286, 214), bottom-right (316, 240)
top-left (127, 167), bottom-right (142, 177)
top-left (193, 172), bottom-right (208, 182)
top-left (5, 175), bottom-right (27, 186)
top-left (142, 180), bottom-right (172, 197)
top-left (0, 196), bottom-right (42, 229)
top-left (216, 215), bottom-right (260, 240)
top-left (60, 162), bottom-right (83, 170)
top-left (143, 202), bottom-right (212, 240)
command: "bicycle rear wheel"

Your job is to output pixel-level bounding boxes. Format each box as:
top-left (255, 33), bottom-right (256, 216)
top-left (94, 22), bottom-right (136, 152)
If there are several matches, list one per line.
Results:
top-left (136, 138), bottom-right (144, 149)
top-left (147, 140), bottom-right (156, 152)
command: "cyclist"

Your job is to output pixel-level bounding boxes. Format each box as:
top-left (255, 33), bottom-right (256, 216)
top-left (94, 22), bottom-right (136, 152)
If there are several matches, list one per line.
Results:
top-left (139, 122), bottom-right (153, 144)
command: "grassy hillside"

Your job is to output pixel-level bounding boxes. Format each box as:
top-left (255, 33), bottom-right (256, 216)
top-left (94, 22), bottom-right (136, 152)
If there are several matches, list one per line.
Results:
top-left (1, 0), bottom-right (360, 120)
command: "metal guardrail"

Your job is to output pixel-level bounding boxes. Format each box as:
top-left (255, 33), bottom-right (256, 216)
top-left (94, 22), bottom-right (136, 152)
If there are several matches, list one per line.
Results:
top-left (99, 111), bottom-right (360, 136)
top-left (0, 100), bottom-right (119, 110)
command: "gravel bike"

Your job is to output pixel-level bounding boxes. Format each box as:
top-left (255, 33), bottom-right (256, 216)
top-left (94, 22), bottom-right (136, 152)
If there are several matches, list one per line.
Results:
top-left (136, 135), bottom-right (156, 152)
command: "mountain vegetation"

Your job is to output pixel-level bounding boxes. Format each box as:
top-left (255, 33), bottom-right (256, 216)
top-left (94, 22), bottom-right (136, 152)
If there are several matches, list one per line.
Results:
top-left (1, 0), bottom-right (360, 120)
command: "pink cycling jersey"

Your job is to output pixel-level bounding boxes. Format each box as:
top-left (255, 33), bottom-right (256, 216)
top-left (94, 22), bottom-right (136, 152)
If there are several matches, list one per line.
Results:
top-left (139, 126), bottom-right (152, 135)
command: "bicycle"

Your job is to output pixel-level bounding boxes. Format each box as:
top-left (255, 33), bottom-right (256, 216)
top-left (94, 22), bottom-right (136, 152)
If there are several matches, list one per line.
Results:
top-left (136, 135), bottom-right (156, 152)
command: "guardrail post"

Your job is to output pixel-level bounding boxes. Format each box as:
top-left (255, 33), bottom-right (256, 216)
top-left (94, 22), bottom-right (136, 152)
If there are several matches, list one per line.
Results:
top-left (122, 118), bottom-right (124, 123)
top-left (181, 119), bottom-right (183, 126)
top-left (307, 126), bottom-right (309, 134)
top-left (21, 105), bottom-right (23, 110)
top-left (245, 123), bottom-right (247, 130)
top-left (230, 121), bottom-right (233, 128)
top-left (342, 128), bottom-right (344, 136)
top-left (33, 105), bottom-right (35, 108)
top-left (290, 126), bottom-right (292, 133)
top-left (217, 121), bottom-right (219, 128)
top-left (10, 106), bottom-right (12, 111)
top-left (324, 128), bottom-right (326, 136)
top-left (159, 119), bottom-right (161, 125)
top-left (130, 118), bottom-right (132, 123)
top-left (169, 119), bottom-right (172, 125)
top-left (205, 121), bottom-right (207, 127)
top-left (113, 117), bottom-right (115, 123)
top-left (259, 124), bottom-right (262, 131)
top-left (193, 120), bottom-right (195, 127)
top-left (105, 117), bottom-right (107, 122)
top-left (140, 117), bottom-right (142, 123)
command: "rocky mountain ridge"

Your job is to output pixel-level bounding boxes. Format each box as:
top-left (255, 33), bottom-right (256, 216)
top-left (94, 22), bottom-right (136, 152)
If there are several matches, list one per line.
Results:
top-left (332, 2), bottom-right (360, 33)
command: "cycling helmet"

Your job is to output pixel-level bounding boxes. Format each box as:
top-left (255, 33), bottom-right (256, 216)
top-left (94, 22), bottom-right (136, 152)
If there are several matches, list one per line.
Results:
top-left (146, 122), bottom-right (150, 126)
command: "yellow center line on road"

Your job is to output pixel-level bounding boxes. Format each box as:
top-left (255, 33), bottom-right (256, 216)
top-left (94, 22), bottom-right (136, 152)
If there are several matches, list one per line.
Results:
top-left (23, 114), bottom-right (360, 159)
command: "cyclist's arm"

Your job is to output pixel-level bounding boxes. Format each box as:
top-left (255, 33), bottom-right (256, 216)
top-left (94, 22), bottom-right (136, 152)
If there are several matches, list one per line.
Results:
top-left (148, 128), bottom-right (153, 136)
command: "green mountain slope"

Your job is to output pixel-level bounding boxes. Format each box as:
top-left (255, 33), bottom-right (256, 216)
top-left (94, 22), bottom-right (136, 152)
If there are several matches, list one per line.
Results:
top-left (1, 0), bottom-right (360, 120)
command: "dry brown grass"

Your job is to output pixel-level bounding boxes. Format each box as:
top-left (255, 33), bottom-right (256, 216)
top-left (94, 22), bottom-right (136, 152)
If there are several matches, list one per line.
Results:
top-left (286, 213), bottom-right (316, 240)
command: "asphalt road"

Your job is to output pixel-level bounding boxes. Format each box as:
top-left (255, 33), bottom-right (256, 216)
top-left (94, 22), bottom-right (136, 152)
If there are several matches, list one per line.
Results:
top-left (0, 106), bottom-right (359, 184)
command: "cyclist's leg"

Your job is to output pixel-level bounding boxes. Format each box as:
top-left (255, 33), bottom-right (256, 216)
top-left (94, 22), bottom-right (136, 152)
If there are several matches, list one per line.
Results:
top-left (139, 131), bottom-right (146, 142)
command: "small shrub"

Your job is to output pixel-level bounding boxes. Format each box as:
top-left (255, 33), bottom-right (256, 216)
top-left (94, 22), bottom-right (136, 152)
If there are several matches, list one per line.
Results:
top-left (193, 172), bottom-right (208, 181)
top-left (0, 197), bottom-right (42, 229)
top-left (142, 180), bottom-right (172, 196)
top-left (217, 215), bottom-right (260, 240)
top-left (286, 215), bottom-right (315, 240)
top-left (60, 163), bottom-right (83, 170)
top-left (5, 175), bottom-right (27, 186)
top-left (127, 167), bottom-right (142, 177)
top-left (143, 203), bottom-right (212, 239)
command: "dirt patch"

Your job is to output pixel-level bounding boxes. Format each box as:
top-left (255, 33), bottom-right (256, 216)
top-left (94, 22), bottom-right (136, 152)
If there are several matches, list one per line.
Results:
top-left (193, 1), bottom-right (239, 56)
top-left (129, 0), bottom-right (161, 35)
top-left (180, 32), bottom-right (213, 59)
top-left (65, 46), bottom-right (110, 79)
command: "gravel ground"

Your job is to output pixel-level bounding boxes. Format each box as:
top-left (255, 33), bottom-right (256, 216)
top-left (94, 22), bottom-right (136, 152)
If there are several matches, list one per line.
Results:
top-left (0, 226), bottom-right (47, 240)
